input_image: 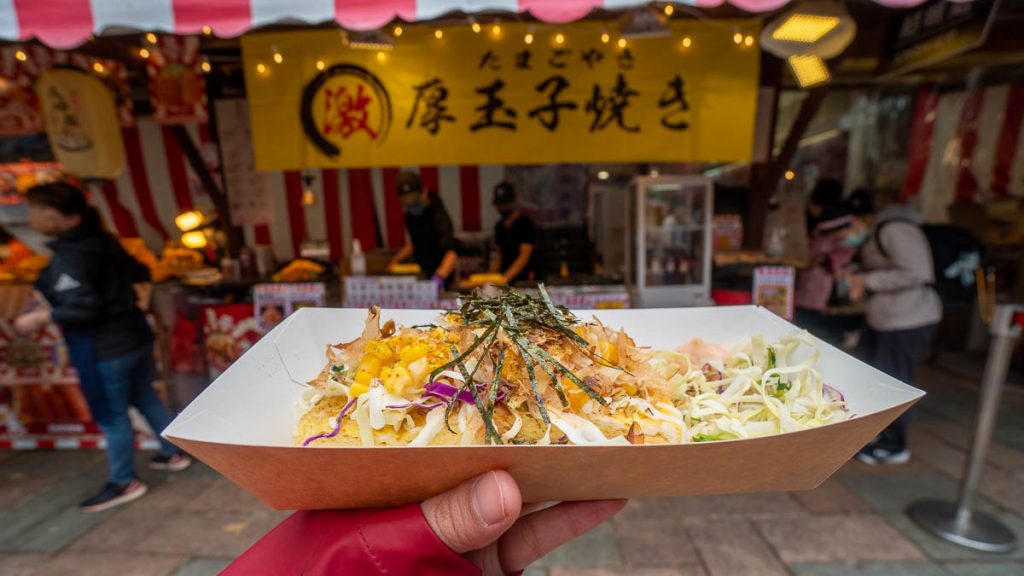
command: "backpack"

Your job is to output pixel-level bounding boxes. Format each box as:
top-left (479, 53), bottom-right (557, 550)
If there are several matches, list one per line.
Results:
top-left (875, 218), bottom-right (984, 305)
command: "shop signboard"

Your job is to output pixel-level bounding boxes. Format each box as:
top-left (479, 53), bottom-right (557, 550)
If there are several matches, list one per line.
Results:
top-left (880, 0), bottom-right (999, 77)
top-left (242, 22), bottom-right (760, 170)
top-left (146, 36), bottom-right (208, 124)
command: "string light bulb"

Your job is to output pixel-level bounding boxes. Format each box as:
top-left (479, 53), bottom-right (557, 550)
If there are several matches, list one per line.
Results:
top-left (524, 33), bottom-right (534, 45)
top-left (376, 51), bottom-right (386, 62)
top-left (471, 21), bottom-right (481, 33)
top-left (256, 62), bottom-right (267, 75)
top-left (617, 37), bottom-right (627, 49)
top-left (138, 47), bottom-right (150, 59)
top-left (664, 4), bottom-right (674, 16)
top-left (434, 29), bottom-right (443, 40)
top-left (15, 49), bottom-right (27, 62)
top-left (784, 170), bottom-right (796, 181)
top-left (555, 32), bottom-right (565, 45)
top-left (200, 59), bottom-right (211, 73)
top-left (316, 59), bottom-right (326, 71)
top-left (491, 24), bottom-right (501, 36)
top-left (272, 47), bottom-right (283, 64)
top-left (600, 31), bottom-right (610, 44)
top-left (92, 61), bottom-right (106, 74)
top-left (733, 32), bottom-right (743, 44)
top-left (682, 36), bottom-right (692, 48)
top-left (744, 35), bottom-right (754, 47)
top-left (393, 25), bottom-right (403, 37)
top-left (202, 25), bottom-right (212, 36)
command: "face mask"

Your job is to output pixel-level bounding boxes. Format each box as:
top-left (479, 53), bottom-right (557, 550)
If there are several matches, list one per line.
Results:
top-left (404, 201), bottom-right (426, 216)
top-left (497, 208), bottom-right (513, 219)
top-left (842, 232), bottom-right (869, 247)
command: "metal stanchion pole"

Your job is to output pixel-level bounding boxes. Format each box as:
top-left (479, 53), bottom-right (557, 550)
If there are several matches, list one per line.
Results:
top-left (907, 304), bottom-right (1022, 553)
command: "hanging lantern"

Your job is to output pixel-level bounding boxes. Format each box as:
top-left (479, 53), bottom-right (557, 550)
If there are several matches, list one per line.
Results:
top-left (760, 1), bottom-right (857, 88)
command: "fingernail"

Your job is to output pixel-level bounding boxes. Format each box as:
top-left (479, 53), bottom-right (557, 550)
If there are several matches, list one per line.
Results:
top-left (471, 471), bottom-right (507, 527)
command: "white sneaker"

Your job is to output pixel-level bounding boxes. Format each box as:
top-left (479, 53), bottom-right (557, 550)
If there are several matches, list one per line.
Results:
top-left (856, 446), bottom-right (911, 465)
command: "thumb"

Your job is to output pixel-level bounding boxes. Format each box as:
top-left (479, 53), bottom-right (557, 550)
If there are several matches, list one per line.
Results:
top-left (421, 470), bottom-right (522, 554)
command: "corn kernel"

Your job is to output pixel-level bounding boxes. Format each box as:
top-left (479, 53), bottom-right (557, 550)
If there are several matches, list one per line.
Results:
top-left (349, 382), bottom-right (370, 397)
top-left (358, 355), bottom-right (383, 377)
top-left (384, 365), bottom-right (412, 394)
top-left (354, 370), bottom-right (373, 386)
top-left (623, 382), bottom-right (638, 396)
top-left (599, 341), bottom-right (619, 365)
top-left (400, 342), bottom-right (429, 365)
top-left (365, 340), bottom-right (394, 361)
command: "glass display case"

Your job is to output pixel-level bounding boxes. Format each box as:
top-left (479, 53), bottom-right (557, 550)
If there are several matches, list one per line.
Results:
top-left (625, 175), bottom-right (713, 307)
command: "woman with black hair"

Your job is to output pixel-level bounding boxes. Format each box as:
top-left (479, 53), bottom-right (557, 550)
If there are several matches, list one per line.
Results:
top-left (14, 182), bottom-right (190, 512)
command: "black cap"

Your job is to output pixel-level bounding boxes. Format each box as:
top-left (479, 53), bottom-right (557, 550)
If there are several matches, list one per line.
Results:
top-left (493, 181), bottom-right (516, 205)
top-left (396, 171), bottom-right (422, 196)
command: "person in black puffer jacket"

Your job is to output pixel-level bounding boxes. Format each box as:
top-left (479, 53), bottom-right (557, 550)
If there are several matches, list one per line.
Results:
top-left (14, 182), bottom-right (191, 512)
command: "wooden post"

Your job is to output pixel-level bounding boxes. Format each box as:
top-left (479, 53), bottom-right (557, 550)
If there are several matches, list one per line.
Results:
top-left (170, 125), bottom-right (243, 257)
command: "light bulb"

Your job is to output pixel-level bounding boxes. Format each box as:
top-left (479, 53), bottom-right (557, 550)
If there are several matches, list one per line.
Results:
top-left (200, 59), bottom-right (211, 73)
top-left (492, 24), bottom-right (501, 36)
top-left (316, 60), bottom-right (326, 71)
top-left (664, 4), bottom-right (674, 16)
top-left (256, 63), bottom-right (267, 75)
top-left (555, 32), bottom-right (565, 45)
top-left (202, 25), bottom-right (212, 36)
top-left (471, 22), bottom-right (481, 33)
top-left (92, 62), bottom-right (106, 74)
top-left (15, 49), bottom-right (27, 62)
top-left (524, 33), bottom-right (534, 45)
top-left (785, 170), bottom-right (795, 181)
top-left (434, 29), bottom-right (443, 40)
top-left (393, 25), bottom-right (403, 37)
top-left (272, 51), bottom-right (283, 64)
top-left (744, 35), bottom-right (754, 47)
top-left (682, 37), bottom-right (692, 48)
top-left (617, 38), bottom-right (627, 49)
top-left (138, 47), bottom-right (150, 59)
top-left (601, 32), bottom-right (610, 44)
top-left (145, 32), bottom-right (157, 44)
top-left (376, 51), bottom-right (386, 62)
top-left (733, 32), bottom-right (743, 44)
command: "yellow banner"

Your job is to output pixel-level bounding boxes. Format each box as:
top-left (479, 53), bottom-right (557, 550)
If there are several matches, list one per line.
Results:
top-left (242, 22), bottom-right (760, 170)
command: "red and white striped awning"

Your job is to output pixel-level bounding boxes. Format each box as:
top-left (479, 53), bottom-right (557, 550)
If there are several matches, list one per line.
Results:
top-left (3, 0), bottom-right (934, 50)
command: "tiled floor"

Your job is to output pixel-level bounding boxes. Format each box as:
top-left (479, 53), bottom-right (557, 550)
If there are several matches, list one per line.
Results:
top-left (1, 364), bottom-right (1023, 576)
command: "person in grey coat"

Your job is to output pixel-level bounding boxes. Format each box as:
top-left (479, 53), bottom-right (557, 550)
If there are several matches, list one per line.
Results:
top-left (835, 191), bottom-right (942, 465)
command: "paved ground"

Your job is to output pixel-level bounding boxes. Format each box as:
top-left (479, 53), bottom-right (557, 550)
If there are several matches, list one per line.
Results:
top-left (1, 365), bottom-right (1023, 576)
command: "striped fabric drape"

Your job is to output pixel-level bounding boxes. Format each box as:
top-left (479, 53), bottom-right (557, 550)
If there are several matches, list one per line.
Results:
top-left (1, 0), bottom-right (936, 49)
top-left (86, 120), bottom-right (506, 261)
top-left (901, 83), bottom-right (1024, 222)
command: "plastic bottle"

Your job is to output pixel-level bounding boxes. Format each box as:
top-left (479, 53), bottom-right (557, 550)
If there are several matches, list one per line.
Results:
top-left (350, 239), bottom-right (366, 276)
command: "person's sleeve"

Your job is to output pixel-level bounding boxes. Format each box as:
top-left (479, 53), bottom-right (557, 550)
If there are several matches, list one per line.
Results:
top-left (862, 222), bottom-right (934, 293)
top-left (47, 257), bottom-right (103, 327)
top-left (436, 208), bottom-right (458, 253)
top-left (222, 504), bottom-right (482, 576)
top-left (521, 218), bottom-right (538, 245)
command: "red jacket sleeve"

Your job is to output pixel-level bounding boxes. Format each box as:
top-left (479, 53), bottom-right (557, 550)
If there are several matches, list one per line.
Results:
top-left (223, 504), bottom-right (481, 575)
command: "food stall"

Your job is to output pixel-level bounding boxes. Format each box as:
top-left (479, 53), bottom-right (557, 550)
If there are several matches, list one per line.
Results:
top-left (2, 0), bottom-right (1023, 449)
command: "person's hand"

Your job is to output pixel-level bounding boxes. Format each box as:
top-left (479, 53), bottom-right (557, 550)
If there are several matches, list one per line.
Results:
top-left (14, 309), bottom-right (50, 334)
top-left (421, 470), bottom-right (626, 575)
top-left (847, 274), bottom-right (867, 302)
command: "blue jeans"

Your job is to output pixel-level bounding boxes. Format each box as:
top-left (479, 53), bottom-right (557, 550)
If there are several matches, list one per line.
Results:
top-left (85, 344), bottom-right (178, 484)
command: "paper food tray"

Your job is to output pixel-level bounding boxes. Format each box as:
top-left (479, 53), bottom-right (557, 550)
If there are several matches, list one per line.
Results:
top-left (164, 306), bottom-right (922, 510)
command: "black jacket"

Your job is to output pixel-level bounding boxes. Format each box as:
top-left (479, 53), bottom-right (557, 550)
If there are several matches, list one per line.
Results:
top-left (35, 223), bottom-right (153, 360)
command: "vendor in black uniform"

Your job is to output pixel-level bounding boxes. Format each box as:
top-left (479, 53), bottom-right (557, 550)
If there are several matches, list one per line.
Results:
top-left (491, 181), bottom-right (537, 285)
top-left (387, 171), bottom-right (458, 287)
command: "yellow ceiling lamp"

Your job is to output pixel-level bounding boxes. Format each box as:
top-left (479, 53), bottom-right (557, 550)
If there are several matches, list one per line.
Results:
top-left (181, 230), bottom-right (208, 249)
top-left (175, 209), bottom-right (205, 232)
top-left (760, 1), bottom-right (856, 90)
top-left (772, 14), bottom-right (840, 43)
top-left (788, 55), bottom-right (831, 88)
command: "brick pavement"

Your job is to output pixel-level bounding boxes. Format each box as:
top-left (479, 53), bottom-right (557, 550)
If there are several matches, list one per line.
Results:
top-left (1, 365), bottom-right (1023, 576)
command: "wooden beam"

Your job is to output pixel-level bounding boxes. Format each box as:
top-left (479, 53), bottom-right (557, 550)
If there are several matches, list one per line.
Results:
top-left (170, 125), bottom-right (243, 257)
